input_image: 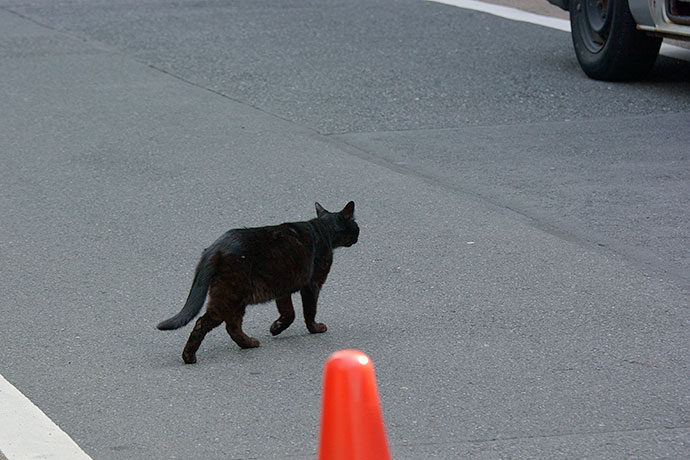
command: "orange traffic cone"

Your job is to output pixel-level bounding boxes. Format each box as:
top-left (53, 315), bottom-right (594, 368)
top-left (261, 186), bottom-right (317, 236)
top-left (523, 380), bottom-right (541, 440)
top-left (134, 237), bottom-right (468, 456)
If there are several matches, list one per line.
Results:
top-left (318, 349), bottom-right (392, 460)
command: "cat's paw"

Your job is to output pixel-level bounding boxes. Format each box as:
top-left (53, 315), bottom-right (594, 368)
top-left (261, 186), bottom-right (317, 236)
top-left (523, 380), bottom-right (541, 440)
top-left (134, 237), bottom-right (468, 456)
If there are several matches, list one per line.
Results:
top-left (182, 352), bottom-right (197, 364)
top-left (270, 318), bottom-right (293, 336)
top-left (239, 337), bottom-right (261, 348)
top-left (307, 322), bottom-right (327, 334)
top-left (270, 320), bottom-right (284, 336)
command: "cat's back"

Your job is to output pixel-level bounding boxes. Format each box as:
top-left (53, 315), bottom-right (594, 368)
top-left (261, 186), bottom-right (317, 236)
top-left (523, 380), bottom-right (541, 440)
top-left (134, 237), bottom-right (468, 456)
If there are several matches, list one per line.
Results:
top-left (206, 222), bottom-right (312, 258)
top-left (205, 223), bottom-right (315, 294)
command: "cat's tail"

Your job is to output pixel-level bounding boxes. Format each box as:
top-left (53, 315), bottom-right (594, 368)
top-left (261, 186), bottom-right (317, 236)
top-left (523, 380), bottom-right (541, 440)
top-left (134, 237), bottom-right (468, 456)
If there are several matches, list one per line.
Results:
top-left (156, 252), bottom-right (214, 330)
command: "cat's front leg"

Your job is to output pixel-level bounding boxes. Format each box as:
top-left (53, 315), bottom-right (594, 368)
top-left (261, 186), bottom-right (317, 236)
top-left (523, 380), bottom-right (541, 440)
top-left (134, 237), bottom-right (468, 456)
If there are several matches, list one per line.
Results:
top-left (270, 296), bottom-right (295, 336)
top-left (300, 284), bottom-right (327, 334)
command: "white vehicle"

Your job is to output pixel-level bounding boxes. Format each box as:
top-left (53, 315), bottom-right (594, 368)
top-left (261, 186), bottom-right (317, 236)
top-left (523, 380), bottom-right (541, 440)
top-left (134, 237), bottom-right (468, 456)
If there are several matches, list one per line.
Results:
top-left (548, 0), bottom-right (690, 80)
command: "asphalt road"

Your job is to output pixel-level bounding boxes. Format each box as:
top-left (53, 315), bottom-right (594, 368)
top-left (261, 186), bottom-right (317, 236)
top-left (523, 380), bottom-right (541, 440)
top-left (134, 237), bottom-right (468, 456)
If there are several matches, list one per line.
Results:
top-left (1, 1), bottom-right (689, 459)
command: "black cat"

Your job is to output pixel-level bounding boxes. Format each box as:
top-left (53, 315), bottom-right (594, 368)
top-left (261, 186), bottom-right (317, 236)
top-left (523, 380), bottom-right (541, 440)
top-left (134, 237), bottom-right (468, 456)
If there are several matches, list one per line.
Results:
top-left (157, 201), bottom-right (359, 364)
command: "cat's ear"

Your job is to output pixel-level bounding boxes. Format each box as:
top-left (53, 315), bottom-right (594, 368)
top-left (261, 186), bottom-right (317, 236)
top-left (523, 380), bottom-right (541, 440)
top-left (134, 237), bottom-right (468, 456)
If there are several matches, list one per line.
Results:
top-left (315, 202), bottom-right (328, 218)
top-left (341, 201), bottom-right (355, 220)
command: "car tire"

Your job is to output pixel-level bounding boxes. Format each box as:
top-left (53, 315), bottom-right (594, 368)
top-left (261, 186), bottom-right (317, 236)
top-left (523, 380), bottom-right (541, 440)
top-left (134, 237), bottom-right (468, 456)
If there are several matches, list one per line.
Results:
top-left (570, 0), bottom-right (662, 81)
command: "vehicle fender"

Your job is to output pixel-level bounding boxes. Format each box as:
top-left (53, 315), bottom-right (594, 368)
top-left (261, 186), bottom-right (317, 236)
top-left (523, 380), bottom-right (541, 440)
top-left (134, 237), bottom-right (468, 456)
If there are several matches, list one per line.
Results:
top-left (627, 0), bottom-right (655, 27)
top-left (550, 0), bottom-right (655, 26)
top-left (547, 0), bottom-right (569, 10)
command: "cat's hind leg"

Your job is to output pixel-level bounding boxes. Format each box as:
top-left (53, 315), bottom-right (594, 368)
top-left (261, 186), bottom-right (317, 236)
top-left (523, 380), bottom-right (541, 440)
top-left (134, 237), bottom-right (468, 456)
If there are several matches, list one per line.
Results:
top-left (182, 311), bottom-right (223, 364)
top-left (300, 284), bottom-right (327, 334)
top-left (270, 296), bottom-right (295, 336)
top-left (224, 304), bottom-right (260, 349)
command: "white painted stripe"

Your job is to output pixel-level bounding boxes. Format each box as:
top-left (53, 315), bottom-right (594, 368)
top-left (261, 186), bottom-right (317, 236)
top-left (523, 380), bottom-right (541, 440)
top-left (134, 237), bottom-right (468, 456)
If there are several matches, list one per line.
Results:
top-left (427, 0), bottom-right (690, 62)
top-left (0, 374), bottom-right (93, 460)
top-left (427, 0), bottom-right (570, 31)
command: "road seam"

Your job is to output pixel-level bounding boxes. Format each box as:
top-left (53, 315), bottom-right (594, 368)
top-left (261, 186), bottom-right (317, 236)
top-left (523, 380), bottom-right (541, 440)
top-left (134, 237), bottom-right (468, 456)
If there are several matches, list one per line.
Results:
top-left (390, 424), bottom-right (690, 448)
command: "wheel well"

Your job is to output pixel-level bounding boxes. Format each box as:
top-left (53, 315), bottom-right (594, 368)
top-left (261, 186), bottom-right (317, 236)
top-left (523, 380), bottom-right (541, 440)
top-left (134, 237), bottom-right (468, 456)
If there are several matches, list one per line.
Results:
top-left (547, 0), bottom-right (570, 11)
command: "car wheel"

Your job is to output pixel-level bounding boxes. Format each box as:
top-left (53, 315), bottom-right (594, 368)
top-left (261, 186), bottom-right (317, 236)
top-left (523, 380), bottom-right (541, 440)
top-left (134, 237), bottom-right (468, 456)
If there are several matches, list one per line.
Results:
top-left (570, 0), bottom-right (662, 81)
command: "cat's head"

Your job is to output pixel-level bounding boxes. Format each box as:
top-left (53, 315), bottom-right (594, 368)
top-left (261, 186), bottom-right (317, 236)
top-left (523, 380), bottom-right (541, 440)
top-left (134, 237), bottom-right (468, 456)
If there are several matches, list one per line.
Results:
top-left (315, 201), bottom-right (359, 248)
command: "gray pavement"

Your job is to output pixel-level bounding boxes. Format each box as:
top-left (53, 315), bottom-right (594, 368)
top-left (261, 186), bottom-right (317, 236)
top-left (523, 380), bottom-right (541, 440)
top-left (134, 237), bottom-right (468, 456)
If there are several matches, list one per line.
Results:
top-left (1, 1), bottom-right (689, 459)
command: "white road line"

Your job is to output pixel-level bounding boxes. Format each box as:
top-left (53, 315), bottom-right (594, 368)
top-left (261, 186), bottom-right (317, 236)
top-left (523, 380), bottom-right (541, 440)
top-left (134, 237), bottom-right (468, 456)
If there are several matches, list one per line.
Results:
top-left (428, 0), bottom-right (571, 30)
top-left (428, 0), bottom-right (690, 62)
top-left (0, 374), bottom-right (92, 460)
